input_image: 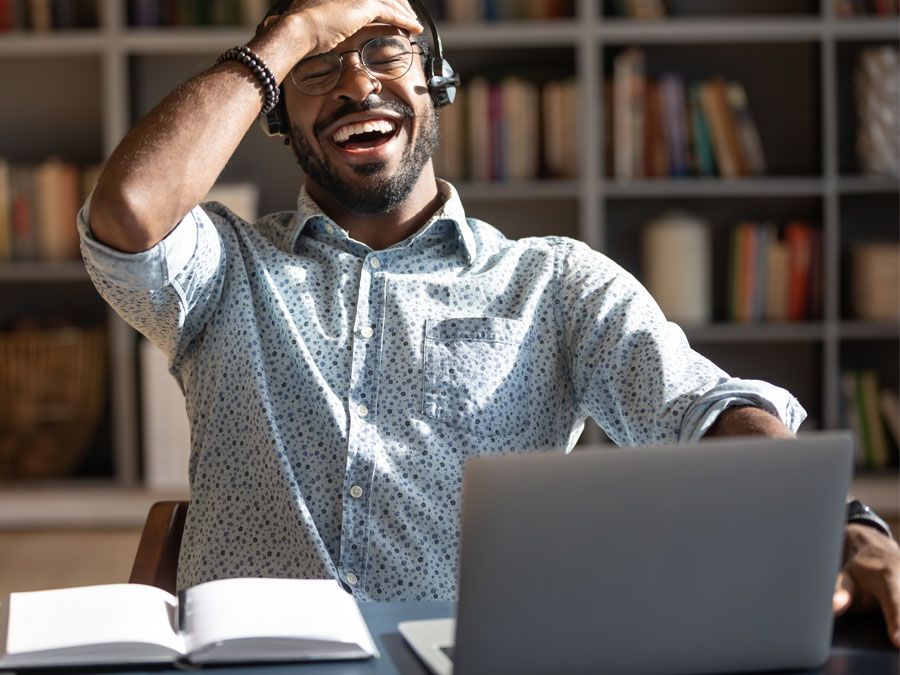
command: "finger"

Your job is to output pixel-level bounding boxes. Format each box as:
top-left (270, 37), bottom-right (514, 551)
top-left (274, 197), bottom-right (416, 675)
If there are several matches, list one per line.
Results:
top-left (833, 571), bottom-right (854, 616)
top-left (874, 573), bottom-right (900, 648)
top-left (384, 0), bottom-right (424, 33)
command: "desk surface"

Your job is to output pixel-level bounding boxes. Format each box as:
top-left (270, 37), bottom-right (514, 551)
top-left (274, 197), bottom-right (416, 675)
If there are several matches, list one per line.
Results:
top-left (16, 602), bottom-right (900, 675)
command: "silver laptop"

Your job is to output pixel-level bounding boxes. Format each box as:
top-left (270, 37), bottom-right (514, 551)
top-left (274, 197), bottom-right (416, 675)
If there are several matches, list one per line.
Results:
top-left (399, 431), bottom-right (854, 675)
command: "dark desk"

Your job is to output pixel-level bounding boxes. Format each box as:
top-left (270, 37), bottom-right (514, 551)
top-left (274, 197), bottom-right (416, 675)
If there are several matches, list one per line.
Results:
top-left (17, 602), bottom-right (899, 675)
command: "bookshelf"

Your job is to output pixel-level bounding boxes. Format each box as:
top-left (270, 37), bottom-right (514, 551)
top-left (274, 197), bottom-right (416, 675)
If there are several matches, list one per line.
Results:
top-left (0, 0), bottom-right (897, 524)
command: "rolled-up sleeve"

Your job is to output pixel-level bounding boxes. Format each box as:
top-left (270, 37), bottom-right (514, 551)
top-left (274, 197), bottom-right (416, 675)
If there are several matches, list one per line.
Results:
top-left (678, 378), bottom-right (806, 442)
top-left (559, 239), bottom-right (806, 446)
top-left (77, 194), bottom-right (225, 361)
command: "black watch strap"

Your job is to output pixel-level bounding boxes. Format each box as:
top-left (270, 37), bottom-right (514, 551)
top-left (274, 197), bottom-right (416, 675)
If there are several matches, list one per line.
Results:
top-left (846, 499), bottom-right (893, 539)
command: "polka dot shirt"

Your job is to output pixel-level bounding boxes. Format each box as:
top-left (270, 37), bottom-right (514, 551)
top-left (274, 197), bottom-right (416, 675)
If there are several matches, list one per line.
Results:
top-left (78, 181), bottom-right (805, 601)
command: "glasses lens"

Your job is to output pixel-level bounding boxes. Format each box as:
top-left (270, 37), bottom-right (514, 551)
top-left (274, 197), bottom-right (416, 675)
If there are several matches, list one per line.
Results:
top-left (291, 53), bottom-right (341, 95)
top-left (362, 35), bottom-right (414, 80)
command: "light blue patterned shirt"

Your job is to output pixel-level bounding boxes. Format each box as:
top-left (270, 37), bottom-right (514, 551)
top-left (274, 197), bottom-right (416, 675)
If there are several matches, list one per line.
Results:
top-left (78, 181), bottom-right (805, 601)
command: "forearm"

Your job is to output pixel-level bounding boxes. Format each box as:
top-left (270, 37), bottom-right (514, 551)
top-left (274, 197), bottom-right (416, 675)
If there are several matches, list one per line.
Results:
top-left (89, 14), bottom-right (310, 253)
top-left (702, 404), bottom-right (796, 439)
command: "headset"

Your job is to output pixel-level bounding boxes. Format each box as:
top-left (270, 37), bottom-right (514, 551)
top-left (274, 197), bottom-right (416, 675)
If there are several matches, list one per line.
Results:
top-left (260, 0), bottom-right (460, 138)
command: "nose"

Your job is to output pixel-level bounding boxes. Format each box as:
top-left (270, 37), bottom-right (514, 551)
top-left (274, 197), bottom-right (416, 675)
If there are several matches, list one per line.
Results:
top-left (330, 52), bottom-right (382, 102)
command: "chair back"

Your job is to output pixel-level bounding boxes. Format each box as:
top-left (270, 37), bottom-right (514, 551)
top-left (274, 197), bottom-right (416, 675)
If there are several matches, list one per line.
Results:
top-left (129, 500), bottom-right (188, 594)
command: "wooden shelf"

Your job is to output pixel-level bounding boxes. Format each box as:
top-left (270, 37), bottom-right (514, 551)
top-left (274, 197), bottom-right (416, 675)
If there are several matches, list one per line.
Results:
top-left (837, 175), bottom-right (900, 195)
top-left (0, 262), bottom-right (90, 282)
top-left (603, 177), bottom-right (825, 199)
top-left (457, 179), bottom-right (580, 200)
top-left (838, 321), bottom-right (900, 340)
top-left (685, 322), bottom-right (827, 343)
top-left (0, 30), bottom-right (104, 56)
top-left (0, 486), bottom-right (189, 529)
top-left (597, 17), bottom-right (824, 43)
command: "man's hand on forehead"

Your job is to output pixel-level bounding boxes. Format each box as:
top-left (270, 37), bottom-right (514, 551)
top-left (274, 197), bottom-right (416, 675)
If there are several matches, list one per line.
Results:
top-left (263, 0), bottom-right (423, 62)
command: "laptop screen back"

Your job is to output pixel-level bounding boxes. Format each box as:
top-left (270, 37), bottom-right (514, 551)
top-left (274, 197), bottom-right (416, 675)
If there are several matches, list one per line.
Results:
top-left (453, 433), bottom-right (853, 675)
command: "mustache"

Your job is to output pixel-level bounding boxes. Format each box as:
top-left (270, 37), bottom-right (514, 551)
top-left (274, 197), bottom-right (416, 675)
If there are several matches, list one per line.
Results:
top-left (314, 96), bottom-right (414, 137)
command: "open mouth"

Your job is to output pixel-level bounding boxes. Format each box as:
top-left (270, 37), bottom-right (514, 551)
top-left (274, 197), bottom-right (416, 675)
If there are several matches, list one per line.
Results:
top-left (331, 118), bottom-right (400, 151)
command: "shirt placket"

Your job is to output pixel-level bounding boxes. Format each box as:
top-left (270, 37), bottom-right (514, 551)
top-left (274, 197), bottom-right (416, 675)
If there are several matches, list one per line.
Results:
top-left (339, 251), bottom-right (387, 596)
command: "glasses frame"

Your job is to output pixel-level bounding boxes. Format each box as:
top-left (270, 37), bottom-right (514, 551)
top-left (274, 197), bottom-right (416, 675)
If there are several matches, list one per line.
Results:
top-left (288, 35), bottom-right (422, 97)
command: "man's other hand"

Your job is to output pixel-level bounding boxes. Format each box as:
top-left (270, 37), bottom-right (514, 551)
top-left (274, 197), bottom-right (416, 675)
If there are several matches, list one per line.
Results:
top-left (833, 523), bottom-right (900, 648)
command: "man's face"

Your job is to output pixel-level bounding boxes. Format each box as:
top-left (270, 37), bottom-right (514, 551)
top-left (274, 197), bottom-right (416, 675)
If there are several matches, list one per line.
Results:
top-left (285, 25), bottom-right (440, 215)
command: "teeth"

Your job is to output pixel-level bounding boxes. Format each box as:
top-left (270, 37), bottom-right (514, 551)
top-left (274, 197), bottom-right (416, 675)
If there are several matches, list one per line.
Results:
top-left (332, 119), bottom-right (396, 144)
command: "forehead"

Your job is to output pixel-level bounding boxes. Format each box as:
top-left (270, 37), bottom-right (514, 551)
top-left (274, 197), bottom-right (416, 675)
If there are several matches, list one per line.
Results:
top-left (330, 24), bottom-right (408, 53)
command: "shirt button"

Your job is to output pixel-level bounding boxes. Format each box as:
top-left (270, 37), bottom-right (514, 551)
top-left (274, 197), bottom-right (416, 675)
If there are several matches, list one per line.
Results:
top-left (360, 326), bottom-right (374, 339)
top-left (356, 404), bottom-right (369, 418)
top-left (324, 223), bottom-right (335, 234)
top-left (369, 257), bottom-right (381, 269)
top-left (346, 572), bottom-right (359, 586)
top-left (350, 485), bottom-right (363, 499)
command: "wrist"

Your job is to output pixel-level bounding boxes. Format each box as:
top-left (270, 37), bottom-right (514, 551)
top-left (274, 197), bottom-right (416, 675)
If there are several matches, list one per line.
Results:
top-left (846, 499), bottom-right (893, 539)
top-left (248, 11), bottom-right (315, 85)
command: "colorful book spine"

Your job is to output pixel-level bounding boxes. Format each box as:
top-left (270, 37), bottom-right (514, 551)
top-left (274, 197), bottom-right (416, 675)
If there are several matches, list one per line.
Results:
top-left (659, 73), bottom-right (690, 177)
top-left (0, 158), bottom-right (98, 263)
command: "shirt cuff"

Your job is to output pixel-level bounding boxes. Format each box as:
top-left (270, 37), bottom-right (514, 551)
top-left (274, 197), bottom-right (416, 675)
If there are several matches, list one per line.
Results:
top-left (78, 192), bottom-right (205, 290)
top-left (678, 378), bottom-right (808, 443)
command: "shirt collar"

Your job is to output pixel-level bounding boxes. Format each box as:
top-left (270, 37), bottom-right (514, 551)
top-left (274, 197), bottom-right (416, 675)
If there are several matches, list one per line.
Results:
top-left (287, 180), bottom-right (477, 265)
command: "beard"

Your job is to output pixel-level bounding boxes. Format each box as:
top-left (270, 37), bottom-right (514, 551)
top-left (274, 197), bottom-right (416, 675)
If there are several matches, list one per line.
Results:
top-left (290, 95), bottom-right (440, 215)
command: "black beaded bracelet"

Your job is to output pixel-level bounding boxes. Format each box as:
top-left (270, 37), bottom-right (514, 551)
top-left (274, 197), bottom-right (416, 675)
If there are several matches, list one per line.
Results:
top-left (216, 45), bottom-right (280, 114)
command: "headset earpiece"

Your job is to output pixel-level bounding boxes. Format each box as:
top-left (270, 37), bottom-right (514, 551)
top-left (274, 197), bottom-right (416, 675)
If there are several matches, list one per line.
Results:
top-left (427, 58), bottom-right (459, 108)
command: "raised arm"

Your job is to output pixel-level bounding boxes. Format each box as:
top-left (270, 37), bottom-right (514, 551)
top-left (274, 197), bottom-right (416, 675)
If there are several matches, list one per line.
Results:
top-left (88, 0), bottom-right (422, 253)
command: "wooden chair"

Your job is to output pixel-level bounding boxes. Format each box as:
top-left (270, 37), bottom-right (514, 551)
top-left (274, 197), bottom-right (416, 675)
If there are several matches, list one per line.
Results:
top-left (129, 500), bottom-right (189, 594)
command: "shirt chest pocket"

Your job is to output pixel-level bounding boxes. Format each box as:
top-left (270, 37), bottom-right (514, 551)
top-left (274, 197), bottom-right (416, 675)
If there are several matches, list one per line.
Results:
top-left (422, 317), bottom-right (533, 436)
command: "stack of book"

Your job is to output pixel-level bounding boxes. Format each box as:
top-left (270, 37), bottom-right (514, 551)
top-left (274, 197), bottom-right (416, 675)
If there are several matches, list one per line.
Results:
top-left (834, 0), bottom-right (899, 16)
top-left (433, 76), bottom-right (579, 182)
top-left (0, 0), bottom-right (98, 31)
top-left (610, 48), bottom-right (766, 180)
top-left (0, 158), bottom-right (99, 263)
top-left (127, 0), bottom-right (268, 27)
top-left (426, 0), bottom-right (574, 21)
top-left (728, 221), bottom-right (821, 323)
top-left (842, 371), bottom-right (899, 470)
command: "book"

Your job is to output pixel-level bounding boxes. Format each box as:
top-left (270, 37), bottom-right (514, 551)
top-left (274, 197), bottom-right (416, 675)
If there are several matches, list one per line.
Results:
top-left (764, 233), bottom-right (790, 322)
top-left (467, 76), bottom-right (490, 181)
top-left (726, 81), bottom-right (766, 176)
top-left (502, 76), bottom-right (539, 181)
top-left (851, 242), bottom-right (900, 320)
top-left (0, 578), bottom-right (379, 669)
top-left (859, 370), bottom-right (890, 469)
top-left (433, 84), bottom-right (466, 180)
top-left (34, 157), bottom-right (80, 261)
top-left (687, 81), bottom-right (716, 177)
top-left (842, 371), bottom-right (867, 467)
top-left (699, 78), bottom-right (742, 178)
top-left (785, 221), bottom-right (813, 321)
top-left (643, 80), bottom-right (668, 177)
top-left (613, 47), bottom-right (645, 179)
top-left (880, 389), bottom-right (900, 449)
top-left (0, 158), bottom-right (10, 261)
top-left (659, 73), bottom-right (690, 177)
top-left (488, 81), bottom-right (504, 181)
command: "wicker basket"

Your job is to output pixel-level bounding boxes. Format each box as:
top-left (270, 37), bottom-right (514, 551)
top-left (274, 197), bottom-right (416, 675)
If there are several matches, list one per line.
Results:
top-left (0, 326), bottom-right (107, 480)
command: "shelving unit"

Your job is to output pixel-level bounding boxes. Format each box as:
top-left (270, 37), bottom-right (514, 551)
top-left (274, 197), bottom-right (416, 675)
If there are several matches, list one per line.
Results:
top-left (1, 0), bottom-right (897, 525)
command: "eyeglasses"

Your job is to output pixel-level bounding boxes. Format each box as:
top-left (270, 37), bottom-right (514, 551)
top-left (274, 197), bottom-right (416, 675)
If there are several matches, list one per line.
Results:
top-left (289, 34), bottom-right (421, 96)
